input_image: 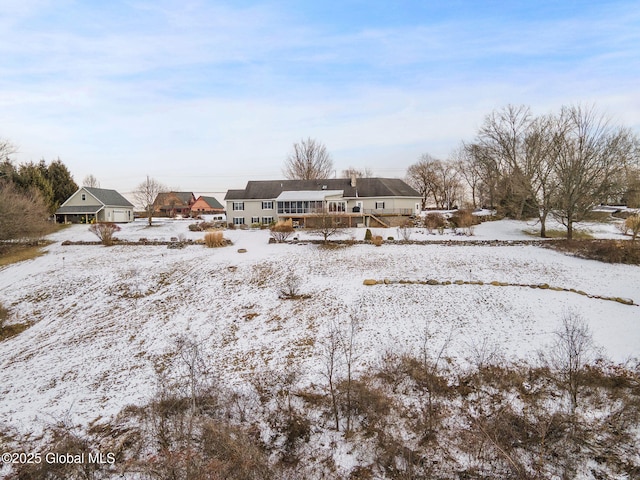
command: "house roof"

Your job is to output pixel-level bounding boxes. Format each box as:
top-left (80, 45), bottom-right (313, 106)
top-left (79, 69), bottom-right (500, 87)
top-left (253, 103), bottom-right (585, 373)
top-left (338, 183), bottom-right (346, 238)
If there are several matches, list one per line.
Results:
top-left (83, 187), bottom-right (134, 207)
top-left (56, 187), bottom-right (133, 215)
top-left (55, 205), bottom-right (103, 215)
top-left (224, 178), bottom-right (420, 200)
top-left (154, 192), bottom-right (195, 206)
top-left (276, 190), bottom-right (344, 201)
top-left (197, 196), bottom-right (224, 209)
top-left (225, 189), bottom-right (247, 201)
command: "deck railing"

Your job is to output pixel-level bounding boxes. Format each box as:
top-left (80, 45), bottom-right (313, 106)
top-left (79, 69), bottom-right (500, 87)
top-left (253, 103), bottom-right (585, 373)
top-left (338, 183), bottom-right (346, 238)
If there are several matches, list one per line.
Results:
top-left (362, 208), bottom-right (414, 216)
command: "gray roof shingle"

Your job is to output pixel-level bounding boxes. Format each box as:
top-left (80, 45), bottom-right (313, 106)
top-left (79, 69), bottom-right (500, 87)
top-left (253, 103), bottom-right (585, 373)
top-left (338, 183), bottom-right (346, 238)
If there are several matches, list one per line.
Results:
top-left (199, 196), bottom-right (224, 209)
top-left (55, 205), bottom-right (103, 215)
top-left (224, 178), bottom-right (420, 200)
top-left (84, 187), bottom-right (134, 207)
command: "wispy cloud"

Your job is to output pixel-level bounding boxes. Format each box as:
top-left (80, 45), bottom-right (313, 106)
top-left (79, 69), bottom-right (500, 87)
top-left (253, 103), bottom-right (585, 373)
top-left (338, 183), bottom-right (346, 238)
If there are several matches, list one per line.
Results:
top-left (1, 1), bottom-right (638, 192)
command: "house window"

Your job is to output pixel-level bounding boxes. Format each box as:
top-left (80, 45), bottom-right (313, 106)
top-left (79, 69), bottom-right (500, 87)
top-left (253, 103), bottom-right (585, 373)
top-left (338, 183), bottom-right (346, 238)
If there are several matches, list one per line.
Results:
top-left (251, 216), bottom-right (260, 225)
top-left (276, 200), bottom-right (325, 214)
top-left (232, 202), bottom-right (244, 211)
top-left (81, 194), bottom-right (86, 201)
top-left (233, 217), bottom-right (245, 225)
top-left (327, 201), bottom-right (346, 213)
top-left (262, 216), bottom-right (274, 225)
top-left (375, 201), bottom-right (385, 209)
top-left (262, 201), bottom-right (273, 210)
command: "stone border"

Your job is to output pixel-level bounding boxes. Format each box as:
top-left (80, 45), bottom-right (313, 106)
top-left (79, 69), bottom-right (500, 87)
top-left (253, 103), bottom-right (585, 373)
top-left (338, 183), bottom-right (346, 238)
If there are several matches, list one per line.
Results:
top-left (362, 278), bottom-right (637, 306)
top-left (286, 239), bottom-right (565, 246)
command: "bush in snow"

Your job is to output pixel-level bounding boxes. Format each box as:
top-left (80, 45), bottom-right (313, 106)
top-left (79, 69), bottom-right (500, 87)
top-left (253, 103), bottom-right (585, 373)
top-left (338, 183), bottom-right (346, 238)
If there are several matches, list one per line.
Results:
top-left (423, 212), bottom-right (447, 234)
top-left (0, 301), bottom-right (8, 331)
top-left (397, 220), bottom-right (413, 242)
top-left (88, 222), bottom-right (121, 246)
top-left (625, 215), bottom-right (640, 240)
top-left (449, 209), bottom-right (478, 236)
top-left (270, 220), bottom-right (294, 243)
top-left (279, 272), bottom-right (308, 299)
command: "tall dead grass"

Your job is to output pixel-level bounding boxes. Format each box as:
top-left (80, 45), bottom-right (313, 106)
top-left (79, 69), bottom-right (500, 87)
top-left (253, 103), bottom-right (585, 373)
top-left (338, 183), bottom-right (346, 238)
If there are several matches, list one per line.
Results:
top-left (204, 231), bottom-right (226, 247)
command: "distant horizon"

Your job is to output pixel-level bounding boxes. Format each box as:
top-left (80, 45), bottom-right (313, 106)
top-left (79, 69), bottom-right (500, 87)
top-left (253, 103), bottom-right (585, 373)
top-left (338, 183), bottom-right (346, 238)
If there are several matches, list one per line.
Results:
top-left (3, 1), bottom-right (639, 195)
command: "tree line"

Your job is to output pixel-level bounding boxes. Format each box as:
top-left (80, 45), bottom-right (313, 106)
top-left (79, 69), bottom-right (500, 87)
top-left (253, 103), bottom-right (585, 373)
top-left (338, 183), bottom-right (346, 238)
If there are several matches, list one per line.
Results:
top-left (406, 104), bottom-right (640, 239)
top-left (0, 139), bottom-right (78, 241)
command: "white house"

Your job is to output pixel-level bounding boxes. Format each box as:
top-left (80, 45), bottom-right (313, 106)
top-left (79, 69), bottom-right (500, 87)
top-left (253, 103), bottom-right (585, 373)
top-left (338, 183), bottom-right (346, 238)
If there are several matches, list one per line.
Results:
top-left (224, 177), bottom-right (421, 228)
top-left (55, 187), bottom-right (134, 224)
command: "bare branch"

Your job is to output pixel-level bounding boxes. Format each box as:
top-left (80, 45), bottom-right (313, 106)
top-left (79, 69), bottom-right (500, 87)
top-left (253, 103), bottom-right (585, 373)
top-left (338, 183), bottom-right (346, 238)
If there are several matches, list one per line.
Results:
top-left (283, 138), bottom-right (334, 180)
top-left (133, 175), bottom-right (167, 226)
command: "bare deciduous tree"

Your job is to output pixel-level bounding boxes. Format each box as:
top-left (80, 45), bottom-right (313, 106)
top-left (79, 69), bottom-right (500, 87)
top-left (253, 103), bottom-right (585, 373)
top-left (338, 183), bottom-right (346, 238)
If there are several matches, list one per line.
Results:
top-left (453, 145), bottom-right (483, 208)
top-left (341, 166), bottom-right (373, 178)
top-left (337, 309), bottom-right (360, 435)
top-left (308, 209), bottom-right (346, 244)
top-left (463, 142), bottom-right (501, 210)
top-left (407, 154), bottom-right (461, 210)
top-left (406, 154), bottom-right (440, 210)
top-left (82, 174), bottom-right (100, 188)
top-left (551, 105), bottom-right (637, 240)
top-left (474, 105), bottom-right (540, 221)
top-left (546, 310), bottom-right (595, 415)
top-left (283, 138), bottom-right (334, 180)
top-left (320, 323), bottom-right (342, 431)
top-left (0, 138), bottom-right (16, 164)
top-left (133, 175), bottom-right (166, 226)
top-left (419, 319), bottom-right (453, 435)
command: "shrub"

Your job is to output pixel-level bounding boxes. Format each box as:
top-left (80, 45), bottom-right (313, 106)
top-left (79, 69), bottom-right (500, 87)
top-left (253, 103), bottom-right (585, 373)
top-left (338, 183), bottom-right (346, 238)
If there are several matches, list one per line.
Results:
top-left (0, 179), bottom-right (54, 241)
top-left (397, 221), bottom-right (413, 242)
top-left (204, 231), bottom-right (226, 247)
top-left (88, 222), bottom-right (121, 245)
top-left (372, 235), bottom-right (383, 246)
top-left (270, 220), bottom-right (294, 243)
top-left (279, 273), bottom-right (309, 299)
top-left (423, 213), bottom-right (446, 234)
top-left (338, 379), bottom-right (393, 432)
top-left (625, 215), bottom-right (640, 241)
top-left (364, 228), bottom-right (373, 241)
top-left (190, 221), bottom-right (221, 231)
top-left (548, 240), bottom-right (640, 265)
top-left (449, 210), bottom-right (478, 236)
top-left (0, 302), bottom-right (8, 331)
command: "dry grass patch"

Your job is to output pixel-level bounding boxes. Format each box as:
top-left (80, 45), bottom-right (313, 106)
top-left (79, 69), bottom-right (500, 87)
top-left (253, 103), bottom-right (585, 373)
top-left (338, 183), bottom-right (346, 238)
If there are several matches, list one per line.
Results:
top-left (547, 239), bottom-right (640, 264)
top-left (0, 303), bottom-right (30, 341)
top-left (204, 231), bottom-right (227, 247)
top-left (0, 241), bottom-right (51, 267)
top-left (525, 228), bottom-right (594, 240)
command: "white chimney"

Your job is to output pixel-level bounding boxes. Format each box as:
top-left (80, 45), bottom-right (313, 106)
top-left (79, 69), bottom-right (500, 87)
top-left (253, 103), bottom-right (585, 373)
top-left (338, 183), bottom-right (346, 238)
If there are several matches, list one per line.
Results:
top-left (350, 175), bottom-right (357, 187)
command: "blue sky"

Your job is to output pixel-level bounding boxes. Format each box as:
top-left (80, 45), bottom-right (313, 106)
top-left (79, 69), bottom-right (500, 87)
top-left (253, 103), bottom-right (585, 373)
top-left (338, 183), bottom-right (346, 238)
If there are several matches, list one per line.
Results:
top-left (2, 0), bottom-right (639, 196)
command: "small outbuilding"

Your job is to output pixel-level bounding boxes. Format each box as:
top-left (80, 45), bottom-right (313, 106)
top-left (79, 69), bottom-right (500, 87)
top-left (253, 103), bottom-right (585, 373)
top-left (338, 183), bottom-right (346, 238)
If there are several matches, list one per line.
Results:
top-left (55, 187), bottom-right (134, 224)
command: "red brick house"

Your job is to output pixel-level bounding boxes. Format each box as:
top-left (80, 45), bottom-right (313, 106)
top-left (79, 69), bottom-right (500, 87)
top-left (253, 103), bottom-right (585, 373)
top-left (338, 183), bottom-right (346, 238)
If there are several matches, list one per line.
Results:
top-left (152, 192), bottom-right (196, 217)
top-left (191, 195), bottom-right (225, 215)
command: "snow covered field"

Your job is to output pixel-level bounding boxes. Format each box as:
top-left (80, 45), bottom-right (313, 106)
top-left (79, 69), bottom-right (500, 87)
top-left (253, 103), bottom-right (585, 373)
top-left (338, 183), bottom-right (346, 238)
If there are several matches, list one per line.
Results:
top-left (0, 217), bottom-right (638, 436)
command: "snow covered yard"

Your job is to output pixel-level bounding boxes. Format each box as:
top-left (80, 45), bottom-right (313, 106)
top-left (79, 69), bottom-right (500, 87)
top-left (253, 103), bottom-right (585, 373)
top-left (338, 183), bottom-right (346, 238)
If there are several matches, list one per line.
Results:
top-left (0, 218), bottom-right (638, 435)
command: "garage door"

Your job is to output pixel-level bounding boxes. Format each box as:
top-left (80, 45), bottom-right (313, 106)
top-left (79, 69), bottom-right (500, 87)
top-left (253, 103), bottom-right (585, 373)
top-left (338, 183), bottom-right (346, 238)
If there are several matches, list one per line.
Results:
top-left (113, 210), bottom-right (128, 222)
